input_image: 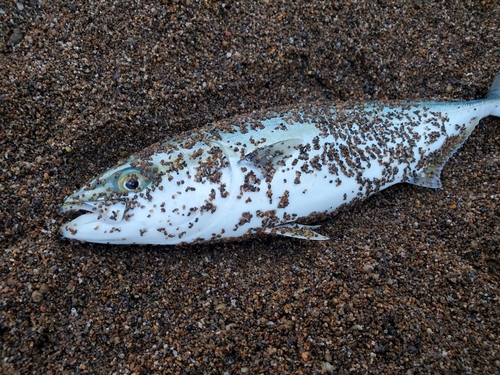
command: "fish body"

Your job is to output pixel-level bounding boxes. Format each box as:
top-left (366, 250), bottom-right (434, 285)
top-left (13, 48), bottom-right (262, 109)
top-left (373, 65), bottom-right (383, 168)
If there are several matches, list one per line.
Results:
top-left (61, 76), bottom-right (500, 244)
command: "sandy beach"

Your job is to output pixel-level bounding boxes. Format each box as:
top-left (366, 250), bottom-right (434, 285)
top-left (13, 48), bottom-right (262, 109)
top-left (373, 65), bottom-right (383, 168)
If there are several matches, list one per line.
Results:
top-left (1, 1), bottom-right (499, 373)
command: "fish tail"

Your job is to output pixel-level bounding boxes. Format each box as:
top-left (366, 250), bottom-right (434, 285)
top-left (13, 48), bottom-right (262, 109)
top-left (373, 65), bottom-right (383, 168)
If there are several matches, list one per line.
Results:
top-left (487, 74), bottom-right (500, 116)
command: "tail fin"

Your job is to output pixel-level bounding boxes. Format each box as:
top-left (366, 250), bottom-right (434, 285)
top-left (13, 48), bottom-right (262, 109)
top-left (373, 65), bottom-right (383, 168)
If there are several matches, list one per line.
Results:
top-left (487, 75), bottom-right (500, 98)
top-left (487, 74), bottom-right (500, 117)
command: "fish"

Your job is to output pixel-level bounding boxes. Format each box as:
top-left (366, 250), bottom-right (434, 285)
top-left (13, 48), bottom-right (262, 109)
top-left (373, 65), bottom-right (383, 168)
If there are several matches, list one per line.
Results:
top-left (60, 75), bottom-right (500, 245)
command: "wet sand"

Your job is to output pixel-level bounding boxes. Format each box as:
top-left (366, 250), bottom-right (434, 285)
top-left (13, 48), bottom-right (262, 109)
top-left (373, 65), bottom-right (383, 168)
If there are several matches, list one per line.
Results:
top-left (1, 1), bottom-right (499, 374)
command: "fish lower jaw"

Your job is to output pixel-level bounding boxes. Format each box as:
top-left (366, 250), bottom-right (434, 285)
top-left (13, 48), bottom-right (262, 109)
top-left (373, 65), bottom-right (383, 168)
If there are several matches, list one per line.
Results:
top-left (61, 212), bottom-right (131, 243)
top-left (61, 212), bottom-right (98, 239)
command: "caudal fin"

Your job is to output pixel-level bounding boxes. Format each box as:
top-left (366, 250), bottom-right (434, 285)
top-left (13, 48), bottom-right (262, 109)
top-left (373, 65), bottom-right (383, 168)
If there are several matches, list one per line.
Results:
top-left (487, 74), bottom-right (500, 116)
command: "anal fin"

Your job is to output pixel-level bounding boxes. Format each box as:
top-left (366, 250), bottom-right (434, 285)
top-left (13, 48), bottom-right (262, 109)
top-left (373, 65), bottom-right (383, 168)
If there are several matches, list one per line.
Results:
top-left (407, 131), bottom-right (473, 189)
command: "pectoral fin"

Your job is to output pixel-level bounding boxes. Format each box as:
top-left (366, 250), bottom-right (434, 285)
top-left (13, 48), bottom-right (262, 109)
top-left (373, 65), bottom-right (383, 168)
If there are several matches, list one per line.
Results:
top-left (240, 139), bottom-right (303, 181)
top-left (265, 224), bottom-right (329, 240)
top-left (241, 138), bottom-right (303, 167)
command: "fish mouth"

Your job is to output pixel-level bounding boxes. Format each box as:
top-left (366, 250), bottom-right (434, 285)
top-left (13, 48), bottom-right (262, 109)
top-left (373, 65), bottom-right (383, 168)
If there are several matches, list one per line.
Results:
top-left (60, 200), bottom-right (130, 243)
top-left (60, 199), bottom-right (128, 222)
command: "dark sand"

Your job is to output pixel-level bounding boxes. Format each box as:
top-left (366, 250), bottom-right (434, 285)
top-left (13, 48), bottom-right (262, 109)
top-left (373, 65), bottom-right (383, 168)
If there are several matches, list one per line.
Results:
top-left (1, 1), bottom-right (499, 374)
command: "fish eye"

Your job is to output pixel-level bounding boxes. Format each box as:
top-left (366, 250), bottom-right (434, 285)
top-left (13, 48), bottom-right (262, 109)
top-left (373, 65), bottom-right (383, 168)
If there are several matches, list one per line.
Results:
top-left (117, 168), bottom-right (148, 192)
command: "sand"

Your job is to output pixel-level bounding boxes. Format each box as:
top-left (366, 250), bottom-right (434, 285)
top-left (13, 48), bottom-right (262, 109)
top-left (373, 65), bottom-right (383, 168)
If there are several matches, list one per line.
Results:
top-left (1, 1), bottom-right (499, 374)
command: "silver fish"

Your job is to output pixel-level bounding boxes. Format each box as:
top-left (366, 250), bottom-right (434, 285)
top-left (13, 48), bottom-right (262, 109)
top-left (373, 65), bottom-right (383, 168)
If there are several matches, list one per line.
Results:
top-left (60, 75), bottom-right (500, 244)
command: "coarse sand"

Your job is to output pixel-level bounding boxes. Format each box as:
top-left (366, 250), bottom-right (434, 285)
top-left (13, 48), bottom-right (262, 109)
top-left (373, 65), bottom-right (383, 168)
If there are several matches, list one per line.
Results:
top-left (1, 1), bottom-right (499, 374)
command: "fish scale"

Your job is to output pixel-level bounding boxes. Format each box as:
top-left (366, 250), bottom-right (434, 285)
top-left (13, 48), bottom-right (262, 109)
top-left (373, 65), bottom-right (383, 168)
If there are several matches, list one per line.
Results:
top-left (60, 75), bottom-right (500, 244)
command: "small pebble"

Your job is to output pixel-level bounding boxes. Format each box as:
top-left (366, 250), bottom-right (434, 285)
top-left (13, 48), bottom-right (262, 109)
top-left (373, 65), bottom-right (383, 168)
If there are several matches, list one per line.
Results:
top-left (9, 28), bottom-right (23, 45)
top-left (322, 362), bottom-right (334, 374)
top-left (31, 290), bottom-right (43, 302)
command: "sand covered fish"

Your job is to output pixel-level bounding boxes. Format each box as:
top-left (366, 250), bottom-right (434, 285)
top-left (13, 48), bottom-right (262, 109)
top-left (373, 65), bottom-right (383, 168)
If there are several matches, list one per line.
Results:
top-left (60, 75), bottom-right (500, 244)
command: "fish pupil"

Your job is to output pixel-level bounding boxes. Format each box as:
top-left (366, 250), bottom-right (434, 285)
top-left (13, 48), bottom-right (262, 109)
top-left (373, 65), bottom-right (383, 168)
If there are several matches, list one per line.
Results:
top-left (125, 178), bottom-right (139, 190)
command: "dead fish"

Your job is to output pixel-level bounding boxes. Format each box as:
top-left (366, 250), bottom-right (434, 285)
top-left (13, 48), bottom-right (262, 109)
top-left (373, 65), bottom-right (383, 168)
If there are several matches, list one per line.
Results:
top-left (60, 75), bottom-right (500, 244)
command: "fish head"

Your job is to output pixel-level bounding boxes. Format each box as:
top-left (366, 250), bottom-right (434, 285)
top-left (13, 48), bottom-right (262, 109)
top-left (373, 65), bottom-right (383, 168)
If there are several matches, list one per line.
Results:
top-left (60, 156), bottom-right (166, 242)
top-left (60, 143), bottom-right (234, 244)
